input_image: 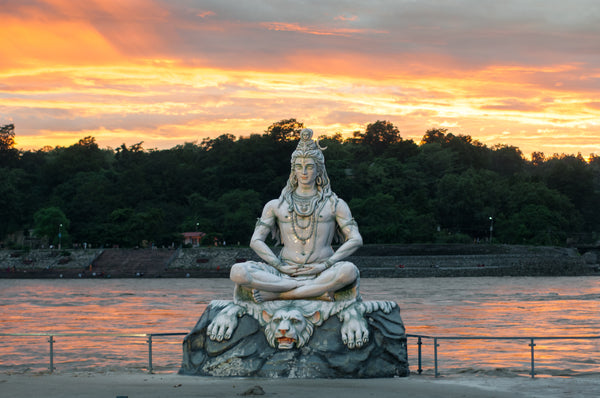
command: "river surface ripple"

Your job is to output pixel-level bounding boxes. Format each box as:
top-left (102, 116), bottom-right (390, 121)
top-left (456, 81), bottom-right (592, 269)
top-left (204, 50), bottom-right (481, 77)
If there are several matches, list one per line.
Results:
top-left (0, 277), bottom-right (598, 376)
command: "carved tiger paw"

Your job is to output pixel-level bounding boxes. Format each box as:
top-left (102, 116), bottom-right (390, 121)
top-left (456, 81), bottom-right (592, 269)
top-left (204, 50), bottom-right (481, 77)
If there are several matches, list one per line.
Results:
top-left (339, 305), bottom-right (369, 349)
top-left (207, 302), bottom-right (243, 342)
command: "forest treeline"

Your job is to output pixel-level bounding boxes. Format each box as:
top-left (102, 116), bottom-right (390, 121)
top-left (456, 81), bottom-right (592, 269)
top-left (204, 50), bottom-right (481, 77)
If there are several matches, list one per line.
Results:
top-left (1, 120), bottom-right (599, 249)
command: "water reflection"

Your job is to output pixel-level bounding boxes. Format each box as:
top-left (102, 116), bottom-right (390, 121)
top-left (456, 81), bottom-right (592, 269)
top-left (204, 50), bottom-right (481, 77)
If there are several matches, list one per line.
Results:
top-left (0, 277), bottom-right (598, 375)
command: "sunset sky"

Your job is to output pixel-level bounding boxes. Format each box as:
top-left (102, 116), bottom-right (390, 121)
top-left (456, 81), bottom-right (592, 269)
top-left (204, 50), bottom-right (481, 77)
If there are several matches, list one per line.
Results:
top-left (1, 0), bottom-right (599, 158)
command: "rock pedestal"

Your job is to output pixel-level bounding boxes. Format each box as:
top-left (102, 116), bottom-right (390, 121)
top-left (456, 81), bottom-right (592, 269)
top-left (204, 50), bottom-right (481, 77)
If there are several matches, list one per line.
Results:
top-left (179, 300), bottom-right (409, 378)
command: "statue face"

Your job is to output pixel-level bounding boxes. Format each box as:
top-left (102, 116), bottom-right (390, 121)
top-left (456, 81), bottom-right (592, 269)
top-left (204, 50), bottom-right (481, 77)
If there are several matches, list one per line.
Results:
top-left (293, 157), bottom-right (317, 189)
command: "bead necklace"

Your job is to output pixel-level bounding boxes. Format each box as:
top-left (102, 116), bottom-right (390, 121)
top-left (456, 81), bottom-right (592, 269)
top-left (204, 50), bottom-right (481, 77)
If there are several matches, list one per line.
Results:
top-left (290, 192), bottom-right (322, 257)
top-left (291, 211), bottom-right (316, 245)
top-left (292, 192), bottom-right (319, 216)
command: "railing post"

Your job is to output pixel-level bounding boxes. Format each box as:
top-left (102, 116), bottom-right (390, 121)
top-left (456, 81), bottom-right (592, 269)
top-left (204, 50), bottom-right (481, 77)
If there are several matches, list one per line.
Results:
top-left (48, 335), bottom-right (55, 373)
top-left (417, 336), bottom-right (423, 374)
top-left (147, 334), bottom-right (153, 374)
top-left (434, 337), bottom-right (439, 377)
top-left (529, 338), bottom-right (536, 378)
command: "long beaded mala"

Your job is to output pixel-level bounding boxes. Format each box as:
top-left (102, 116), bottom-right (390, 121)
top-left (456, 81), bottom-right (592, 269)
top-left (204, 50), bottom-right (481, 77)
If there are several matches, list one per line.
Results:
top-left (290, 192), bottom-right (323, 258)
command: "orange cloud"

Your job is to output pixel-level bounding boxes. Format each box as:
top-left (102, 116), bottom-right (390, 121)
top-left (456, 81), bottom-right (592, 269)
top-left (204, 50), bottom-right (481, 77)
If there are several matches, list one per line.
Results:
top-left (197, 11), bottom-right (216, 18)
top-left (2, 1), bottom-right (599, 159)
top-left (0, 16), bottom-right (121, 69)
top-left (0, 0), bottom-right (172, 69)
top-left (334, 15), bottom-right (358, 22)
top-left (261, 22), bottom-right (386, 37)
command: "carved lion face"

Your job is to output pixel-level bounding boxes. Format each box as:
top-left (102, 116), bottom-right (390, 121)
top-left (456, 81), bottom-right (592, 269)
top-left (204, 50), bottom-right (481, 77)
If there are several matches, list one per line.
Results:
top-left (262, 307), bottom-right (321, 349)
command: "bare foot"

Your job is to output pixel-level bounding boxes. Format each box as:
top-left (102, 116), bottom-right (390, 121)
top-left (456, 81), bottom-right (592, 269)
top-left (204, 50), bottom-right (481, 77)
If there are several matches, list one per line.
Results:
top-left (253, 288), bottom-right (334, 302)
top-left (252, 289), bottom-right (281, 303)
top-left (313, 291), bottom-right (335, 302)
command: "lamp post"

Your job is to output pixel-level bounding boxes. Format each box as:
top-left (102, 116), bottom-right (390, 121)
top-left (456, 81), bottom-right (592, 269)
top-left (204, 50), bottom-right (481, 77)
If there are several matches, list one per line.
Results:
top-left (489, 217), bottom-right (494, 243)
top-left (58, 224), bottom-right (63, 250)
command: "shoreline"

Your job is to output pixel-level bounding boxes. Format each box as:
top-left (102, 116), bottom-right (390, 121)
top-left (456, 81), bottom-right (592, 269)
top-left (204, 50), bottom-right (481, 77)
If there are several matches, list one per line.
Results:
top-left (2, 372), bottom-right (599, 398)
top-left (1, 244), bottom-right (598, 279)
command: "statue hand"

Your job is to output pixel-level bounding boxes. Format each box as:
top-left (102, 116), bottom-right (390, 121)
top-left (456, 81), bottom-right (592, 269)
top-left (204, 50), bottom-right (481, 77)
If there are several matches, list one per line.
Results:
top-left (292, 263), bottom-right (327, 276)
top-left (278, 263), bottom-right (301, 275)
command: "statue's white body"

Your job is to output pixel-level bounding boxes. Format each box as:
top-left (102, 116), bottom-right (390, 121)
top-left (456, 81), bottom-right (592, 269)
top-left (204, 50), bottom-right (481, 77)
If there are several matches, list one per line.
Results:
top-left (207, 128), bottom-right (374, 349)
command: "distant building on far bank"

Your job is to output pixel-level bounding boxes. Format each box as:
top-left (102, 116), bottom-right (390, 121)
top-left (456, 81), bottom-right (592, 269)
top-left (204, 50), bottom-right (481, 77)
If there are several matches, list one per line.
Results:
top-left (182, 232), bottom-right (206, 247)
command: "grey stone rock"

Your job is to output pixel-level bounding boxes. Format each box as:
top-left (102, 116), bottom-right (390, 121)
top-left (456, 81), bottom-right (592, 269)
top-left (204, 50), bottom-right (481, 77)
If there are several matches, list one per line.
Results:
top-left (179, 302), bottom-right (409, 378)
top-left (582, 251), bottom-right (597, 264)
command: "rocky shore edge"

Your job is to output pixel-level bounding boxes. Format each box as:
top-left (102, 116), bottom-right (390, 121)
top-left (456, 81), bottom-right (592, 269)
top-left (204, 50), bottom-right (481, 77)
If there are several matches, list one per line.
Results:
top-left (1, 244), bottom-right (598, 279)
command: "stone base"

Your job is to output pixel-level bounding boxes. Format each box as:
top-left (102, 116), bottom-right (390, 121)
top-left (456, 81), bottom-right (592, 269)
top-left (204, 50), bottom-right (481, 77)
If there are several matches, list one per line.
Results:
top-left (179, 301), bottom-right (409, 378)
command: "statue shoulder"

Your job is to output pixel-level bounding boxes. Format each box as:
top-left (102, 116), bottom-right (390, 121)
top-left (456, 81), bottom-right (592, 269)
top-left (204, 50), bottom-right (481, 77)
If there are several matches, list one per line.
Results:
top-left (264, 198), bottom-right (284, 211)
top-left (334, 198), bottom-right (358, 228)
top-left (255, 199), bottom-right (284, 233)
top-left (334, 197), bottom-right (352, 215)
top-left (261, 198), bottom-right (286, 218)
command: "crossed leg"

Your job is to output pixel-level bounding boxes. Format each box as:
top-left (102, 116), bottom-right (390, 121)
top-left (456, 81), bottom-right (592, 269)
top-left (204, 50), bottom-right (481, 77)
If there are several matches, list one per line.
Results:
top-left (231, 261), bottom-right (358, 302)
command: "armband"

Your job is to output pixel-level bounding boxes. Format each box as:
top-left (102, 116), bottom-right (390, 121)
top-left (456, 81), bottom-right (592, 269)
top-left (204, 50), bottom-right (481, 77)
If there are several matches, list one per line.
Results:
top-left (255, 218), bottom-right (272, 228)
top-left (340, 218), bottom-right (358, 229)
top-left (324, 258), bottom-right (335, 268)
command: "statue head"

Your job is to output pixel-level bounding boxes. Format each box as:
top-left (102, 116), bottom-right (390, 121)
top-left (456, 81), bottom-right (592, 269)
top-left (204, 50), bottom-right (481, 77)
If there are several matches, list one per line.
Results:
top-left (281, 128), bottom-right (332, 203)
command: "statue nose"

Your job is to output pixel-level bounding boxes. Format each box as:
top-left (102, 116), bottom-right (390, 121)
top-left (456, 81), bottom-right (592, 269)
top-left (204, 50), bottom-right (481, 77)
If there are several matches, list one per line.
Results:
top-left (278, 329), bottom-right (287, 335)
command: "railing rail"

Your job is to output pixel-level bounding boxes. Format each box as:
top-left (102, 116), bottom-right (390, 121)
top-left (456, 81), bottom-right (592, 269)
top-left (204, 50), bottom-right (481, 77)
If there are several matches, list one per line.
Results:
top-left (2, 332), bottom-right (599, 377)
top-left (406, 334), bottom-right (600, 378)
top-left (0, 332), bottom-right (187, 373)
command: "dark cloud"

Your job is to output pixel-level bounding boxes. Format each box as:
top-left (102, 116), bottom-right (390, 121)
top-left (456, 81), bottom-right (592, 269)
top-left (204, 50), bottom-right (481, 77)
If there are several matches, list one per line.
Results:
top-left (154, 0), bottom-right (600, 71)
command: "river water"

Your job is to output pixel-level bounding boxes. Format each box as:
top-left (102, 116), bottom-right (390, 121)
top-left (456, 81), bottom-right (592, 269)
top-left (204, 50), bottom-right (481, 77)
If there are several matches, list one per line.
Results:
top-left (0, 277), bottom-right (599, 377)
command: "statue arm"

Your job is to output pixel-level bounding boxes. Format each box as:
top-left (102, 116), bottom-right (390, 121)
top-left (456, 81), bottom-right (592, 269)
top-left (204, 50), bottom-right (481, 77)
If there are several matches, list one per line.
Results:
top-left (251, 201), bottom-right (303, 276)
top-left (327, 199), bottom-right (363, 266)
top-left (249, 200), bottom-right (283, 270)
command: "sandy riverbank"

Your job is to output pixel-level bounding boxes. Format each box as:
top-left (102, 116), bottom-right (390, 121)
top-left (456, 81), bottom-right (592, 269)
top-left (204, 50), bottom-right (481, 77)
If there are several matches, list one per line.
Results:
top-left (1, 373), bottom-right (599, 398)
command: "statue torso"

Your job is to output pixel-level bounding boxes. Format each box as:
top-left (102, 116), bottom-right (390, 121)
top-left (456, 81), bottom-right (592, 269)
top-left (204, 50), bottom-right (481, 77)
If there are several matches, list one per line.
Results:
top-left (273, 196), bottom-right (337, 265)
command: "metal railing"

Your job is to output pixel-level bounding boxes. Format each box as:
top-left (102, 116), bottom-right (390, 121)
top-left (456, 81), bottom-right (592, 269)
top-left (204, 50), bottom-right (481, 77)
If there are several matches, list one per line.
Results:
top-left (0, 332), bottom-right (187, 373)
top-left (2, 332), bottom-right (599, 377)
top-left (407, 334), bottom-right (600, 378)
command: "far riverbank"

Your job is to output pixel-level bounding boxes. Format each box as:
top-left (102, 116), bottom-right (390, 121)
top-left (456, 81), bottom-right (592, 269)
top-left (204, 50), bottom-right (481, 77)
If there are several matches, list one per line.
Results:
top-left (1, 244), bottom-right (598, 279)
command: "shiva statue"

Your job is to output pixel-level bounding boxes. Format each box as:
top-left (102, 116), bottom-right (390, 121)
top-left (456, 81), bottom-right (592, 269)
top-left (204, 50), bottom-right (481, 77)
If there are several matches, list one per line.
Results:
top-left (230, 128), bottom-right (363, 302)
top-left (204, 128), bottom-right (398, 351)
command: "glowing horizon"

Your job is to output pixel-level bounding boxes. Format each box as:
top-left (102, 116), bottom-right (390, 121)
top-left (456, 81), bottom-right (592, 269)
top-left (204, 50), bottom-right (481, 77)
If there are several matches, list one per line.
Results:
top-left (1, 0), bottom-right (599, 158)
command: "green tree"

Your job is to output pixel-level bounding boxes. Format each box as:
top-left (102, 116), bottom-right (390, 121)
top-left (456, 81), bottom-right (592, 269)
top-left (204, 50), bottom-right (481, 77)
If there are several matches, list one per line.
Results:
top-left (495, 180), bottom-right (580, 245)
top-left (355, 120), bottom-right (401, 155)
top-left (420, 128), bottom-right (490, 170)
top-left (497, 204), bottom-right (570, 245)
top-left (0, 124), bottom-right (18, 167)
top-left (0, 168), bottom-right (28, 238)
top-left (217, 189), bottom-right (263, 244)
top-left (350, 193), bottom-right (404, 243)
top-left (490, 144), bottom-right (525, 175)
top-left (44, 136), bottom-right (111, 186)
top-left (435, 169), bottom-right (501, 238)
top-left (3, 120), bottom-right (598, 248)
top-left (537, 154), bottom-right (597, 234)
top-left (266, 119), bottom-right (304, 142)
top-left (50, 171), bottom-right (116, 246)
top-left (33, 207), bottom-right (70, 247)
top-left (0, 124), bottom-right (15, 151)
